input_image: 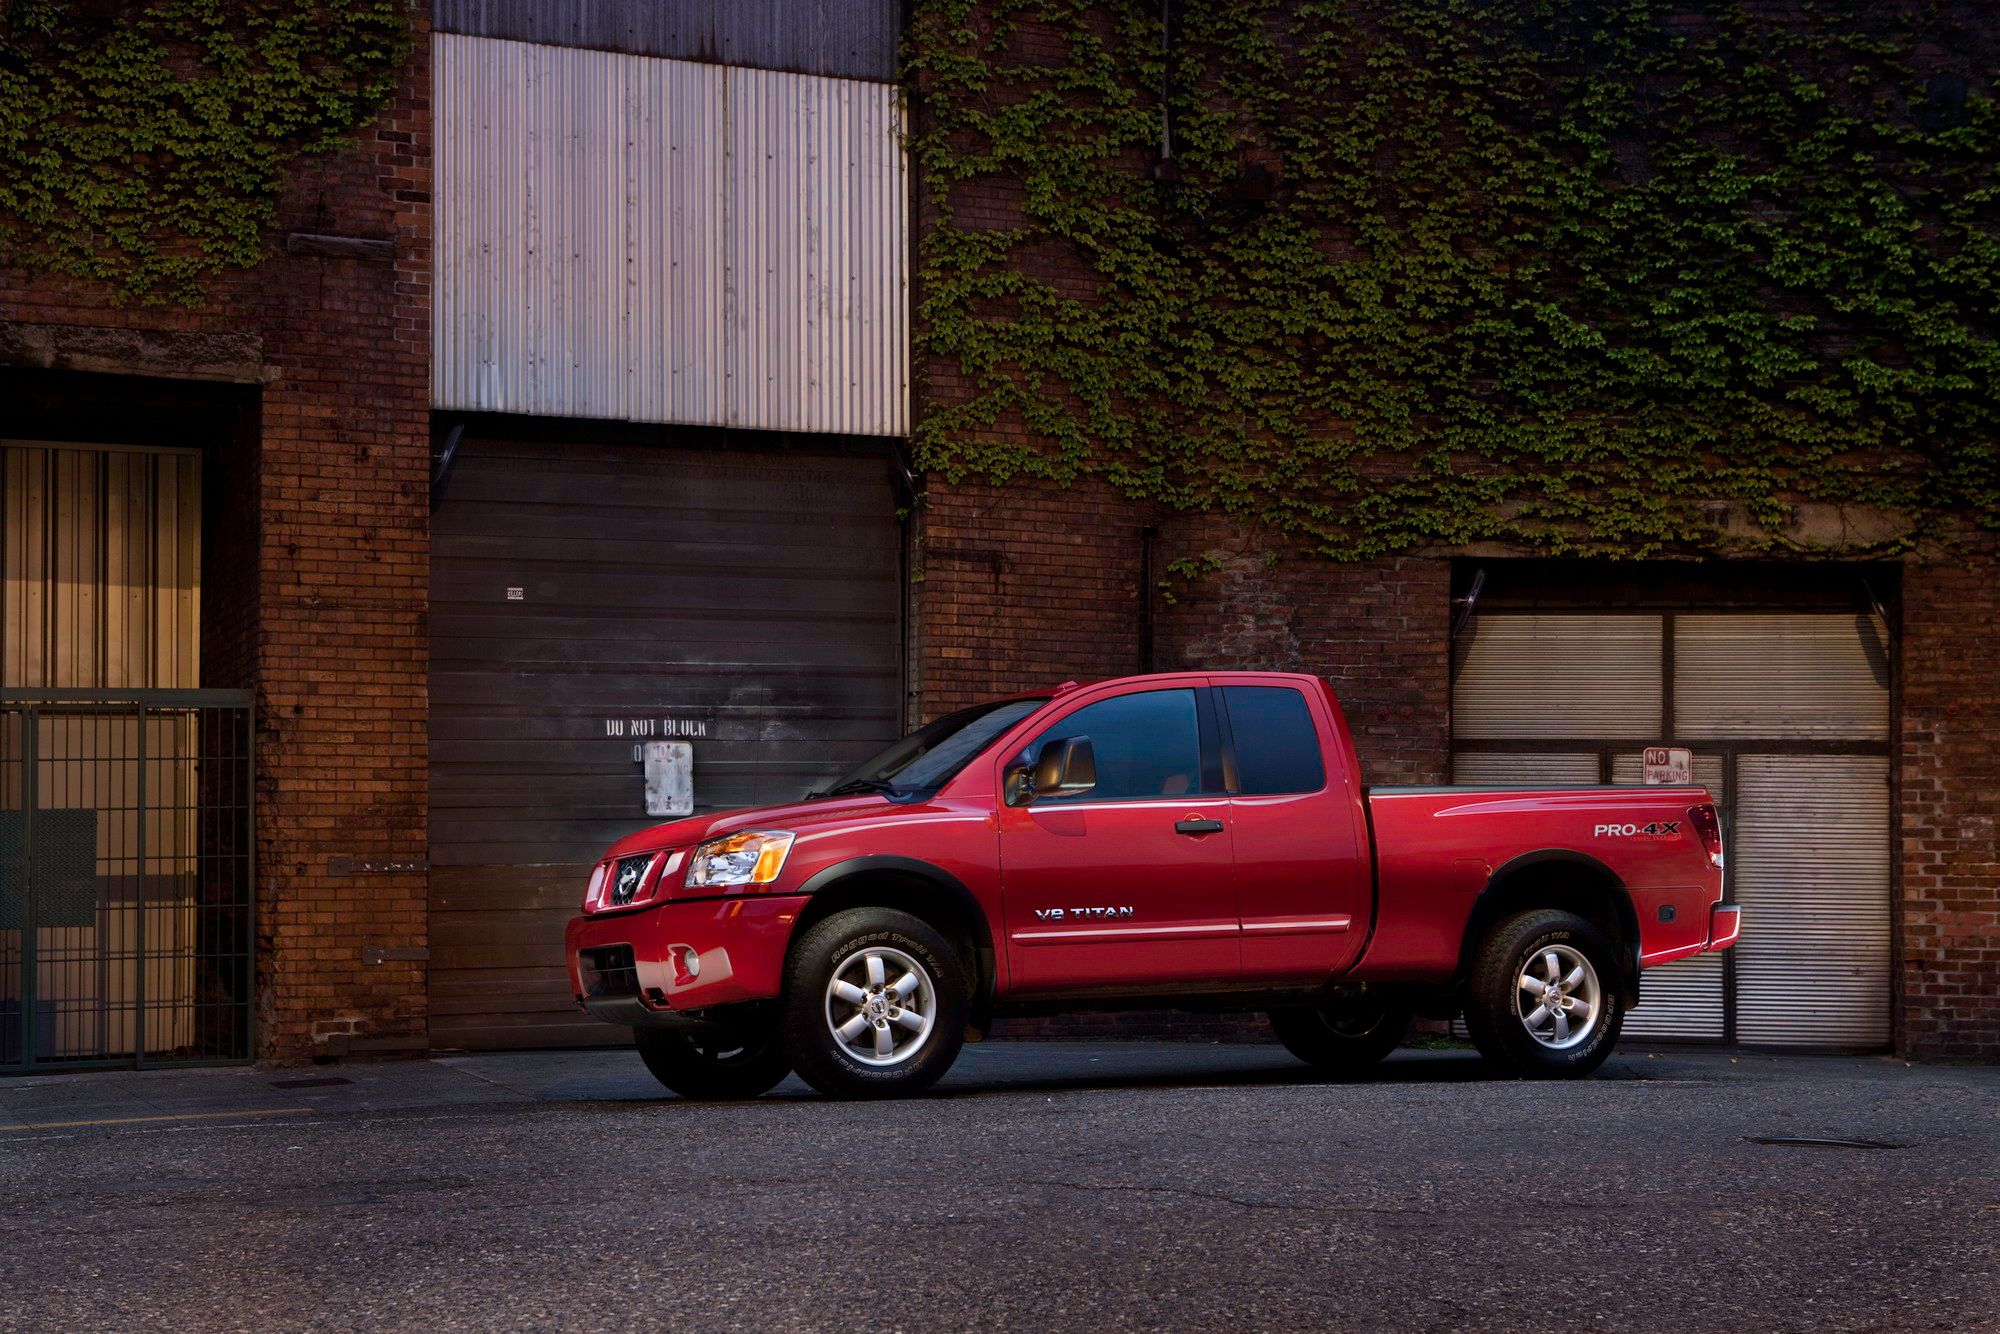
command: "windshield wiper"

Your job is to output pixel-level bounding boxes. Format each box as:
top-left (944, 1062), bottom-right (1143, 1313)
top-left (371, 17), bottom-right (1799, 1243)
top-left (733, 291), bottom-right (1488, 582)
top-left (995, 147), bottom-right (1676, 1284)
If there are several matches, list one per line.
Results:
top-left (809, 778), bottom-right (909, 799)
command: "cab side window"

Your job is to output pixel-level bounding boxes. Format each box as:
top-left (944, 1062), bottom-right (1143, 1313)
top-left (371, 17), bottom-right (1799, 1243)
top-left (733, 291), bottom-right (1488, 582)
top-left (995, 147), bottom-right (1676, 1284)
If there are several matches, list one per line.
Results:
top-left (1221, 686), bottom-right (1327, 795)
top-left (1025, 688), bottom-right (1205, 800)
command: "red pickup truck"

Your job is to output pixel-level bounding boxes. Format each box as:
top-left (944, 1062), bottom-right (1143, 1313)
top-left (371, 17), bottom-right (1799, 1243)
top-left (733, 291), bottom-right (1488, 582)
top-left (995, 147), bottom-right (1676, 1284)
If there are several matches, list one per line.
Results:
top-left (566, 672), bottom-right (1738, 1099)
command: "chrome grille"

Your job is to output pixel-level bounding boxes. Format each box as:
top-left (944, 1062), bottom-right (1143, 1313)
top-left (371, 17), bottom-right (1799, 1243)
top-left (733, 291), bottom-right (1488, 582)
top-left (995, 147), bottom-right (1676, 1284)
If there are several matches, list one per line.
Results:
top-left (609, 853), bottom-right (654, 907)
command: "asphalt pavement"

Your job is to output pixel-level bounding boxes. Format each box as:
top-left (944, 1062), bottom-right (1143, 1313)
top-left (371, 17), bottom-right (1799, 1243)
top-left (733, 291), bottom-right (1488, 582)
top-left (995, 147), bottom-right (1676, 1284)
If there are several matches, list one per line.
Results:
top-left (1, 1041), bottom-right (1995, 1332)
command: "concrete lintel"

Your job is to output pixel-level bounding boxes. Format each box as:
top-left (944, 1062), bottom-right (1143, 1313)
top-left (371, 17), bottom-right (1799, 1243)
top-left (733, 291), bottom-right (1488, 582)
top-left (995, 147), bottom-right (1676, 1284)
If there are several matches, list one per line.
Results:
top-left (0, 320), bottom-right (274, 385)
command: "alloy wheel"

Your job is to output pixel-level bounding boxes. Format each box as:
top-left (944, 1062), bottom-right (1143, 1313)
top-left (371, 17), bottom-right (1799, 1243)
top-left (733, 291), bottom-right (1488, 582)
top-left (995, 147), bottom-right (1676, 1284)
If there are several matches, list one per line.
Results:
top-left (824, 945), bottom-right (937, 1067)
top-left (1515, 943), bottom-right (1601, 1050)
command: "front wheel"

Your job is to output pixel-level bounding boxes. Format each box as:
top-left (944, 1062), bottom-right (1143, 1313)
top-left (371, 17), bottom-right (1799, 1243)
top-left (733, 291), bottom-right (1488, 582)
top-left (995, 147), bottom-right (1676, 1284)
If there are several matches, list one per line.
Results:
top-left (1268, 994), bottom-right (1411, 1077)
top-left (1463, 908), bottom-right (1624, 1079)
top-left (780, 907), bottom-right (969, 1099)
top-left (635, 1020), bottom-right (793, 1100)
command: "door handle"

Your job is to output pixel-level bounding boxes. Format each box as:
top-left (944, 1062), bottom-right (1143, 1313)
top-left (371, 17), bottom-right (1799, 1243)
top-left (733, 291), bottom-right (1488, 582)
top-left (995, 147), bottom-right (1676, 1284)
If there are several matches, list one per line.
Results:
top-left (1174, 817), bottom-right (1225, 836)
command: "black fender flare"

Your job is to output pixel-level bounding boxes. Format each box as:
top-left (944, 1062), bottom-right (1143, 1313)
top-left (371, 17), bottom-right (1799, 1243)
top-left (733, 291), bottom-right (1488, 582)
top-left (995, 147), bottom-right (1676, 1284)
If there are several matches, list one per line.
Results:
top-left (1463, 849), bottom-right (1642, 1001)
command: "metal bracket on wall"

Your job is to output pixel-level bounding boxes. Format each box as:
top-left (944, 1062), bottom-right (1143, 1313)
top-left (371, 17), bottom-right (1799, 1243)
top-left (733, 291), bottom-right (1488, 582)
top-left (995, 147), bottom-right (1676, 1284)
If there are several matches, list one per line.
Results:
top-left (430, 421), bottom-right (466, 509)
top-left (1860, 576), bottom-right (1899, 650)
top-left (886, 437), bottom-right (921, 505)
top-left (1451, 567), bottom-right (1487, 640)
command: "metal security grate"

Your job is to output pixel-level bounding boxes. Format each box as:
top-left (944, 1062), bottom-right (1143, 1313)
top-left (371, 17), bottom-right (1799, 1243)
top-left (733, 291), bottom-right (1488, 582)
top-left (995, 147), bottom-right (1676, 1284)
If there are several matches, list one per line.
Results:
top-left (1, 690), bottom-right (254, 1072)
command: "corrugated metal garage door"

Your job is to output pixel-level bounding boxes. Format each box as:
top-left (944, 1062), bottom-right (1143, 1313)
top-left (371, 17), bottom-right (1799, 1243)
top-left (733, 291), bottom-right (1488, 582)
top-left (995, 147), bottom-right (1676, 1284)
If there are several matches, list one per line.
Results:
top-left (1452, 607), bottom-right (1891, 1048)
top-left (1733, 755), bottom-right (1891, 1046)
top-left (1673, 614), bottom-right (1890, 739)
top-left (1451, 614), bottom-right (1662, 739)
top-left (428, 435), bottom-right (902, 1050)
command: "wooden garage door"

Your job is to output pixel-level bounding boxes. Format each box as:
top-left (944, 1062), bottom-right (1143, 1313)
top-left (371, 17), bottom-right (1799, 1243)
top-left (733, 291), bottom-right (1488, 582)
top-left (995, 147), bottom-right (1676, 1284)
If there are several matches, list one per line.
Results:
top-left (428, 436), bottom-right (902, 1050)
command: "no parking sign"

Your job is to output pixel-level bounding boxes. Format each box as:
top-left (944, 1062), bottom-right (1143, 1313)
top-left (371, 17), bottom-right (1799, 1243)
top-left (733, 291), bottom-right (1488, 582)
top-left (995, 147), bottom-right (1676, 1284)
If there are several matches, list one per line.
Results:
top-left (1642, 746), bottom-right (1692, 785)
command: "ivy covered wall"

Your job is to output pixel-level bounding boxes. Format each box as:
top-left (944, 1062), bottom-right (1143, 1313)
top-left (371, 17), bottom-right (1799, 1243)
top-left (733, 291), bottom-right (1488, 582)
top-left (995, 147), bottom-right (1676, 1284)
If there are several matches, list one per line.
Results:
top-left (0, 0), bottom-right (410, 304)
top-left (907, 0), bottom-right (2000, 560)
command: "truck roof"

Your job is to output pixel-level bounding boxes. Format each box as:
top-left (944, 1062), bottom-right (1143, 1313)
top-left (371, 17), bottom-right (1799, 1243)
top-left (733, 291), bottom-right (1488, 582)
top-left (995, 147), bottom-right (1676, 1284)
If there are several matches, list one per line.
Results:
top-left (1011, 669), bottom-right (1326, 700)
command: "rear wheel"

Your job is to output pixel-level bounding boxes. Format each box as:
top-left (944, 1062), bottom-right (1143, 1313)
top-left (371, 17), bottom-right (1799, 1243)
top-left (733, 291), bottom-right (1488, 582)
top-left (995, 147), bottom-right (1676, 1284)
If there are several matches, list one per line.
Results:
top-left (780, 907), bottom-right (969, 1099)
top-left (1268, 994), bottom-right (1411, 1077)
top-left (1463, 908), bottom-right (1624, 1079)
top-left (634, 1019), bottom-right (792, 1100)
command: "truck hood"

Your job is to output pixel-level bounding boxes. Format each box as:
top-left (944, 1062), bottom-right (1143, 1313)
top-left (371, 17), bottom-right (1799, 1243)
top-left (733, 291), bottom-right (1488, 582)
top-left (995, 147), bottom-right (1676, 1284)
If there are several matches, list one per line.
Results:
top-left (599, 794), bottom-right (905, 859)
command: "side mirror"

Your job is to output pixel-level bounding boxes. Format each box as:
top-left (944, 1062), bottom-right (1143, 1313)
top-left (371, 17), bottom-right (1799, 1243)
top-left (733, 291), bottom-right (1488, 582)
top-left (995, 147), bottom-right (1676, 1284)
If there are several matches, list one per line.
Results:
top-left (1008, 735), bottom-right (1096, 807)
top-left (1036, 736), bottom-right (1096, 798)
top-left (1040, 736), bottom-right (1104, 800)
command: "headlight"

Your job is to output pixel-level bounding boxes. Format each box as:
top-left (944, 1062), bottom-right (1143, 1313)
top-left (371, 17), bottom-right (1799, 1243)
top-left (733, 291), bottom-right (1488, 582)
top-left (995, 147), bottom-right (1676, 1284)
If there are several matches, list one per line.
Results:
top-left (685, 831), bottom-right (795, 889)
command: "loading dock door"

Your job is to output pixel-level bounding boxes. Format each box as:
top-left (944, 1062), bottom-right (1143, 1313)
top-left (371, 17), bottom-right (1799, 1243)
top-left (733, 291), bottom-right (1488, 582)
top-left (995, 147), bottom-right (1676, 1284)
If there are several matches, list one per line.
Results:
top-left (428, 436), bottom-right (902, 1050)
top-left (1452, 609), bottom-right (1891, 1048)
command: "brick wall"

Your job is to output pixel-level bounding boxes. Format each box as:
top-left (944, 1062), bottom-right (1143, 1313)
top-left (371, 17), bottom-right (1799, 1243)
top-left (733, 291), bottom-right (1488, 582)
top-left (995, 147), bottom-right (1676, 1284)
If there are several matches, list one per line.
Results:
top-left (1897, 556), bottom-right (2000, 1060)
top-left (914, 477), bottom-right (1151, 721)
top-left (1151, 517), bottom-right (1450, 787)
top-left (0, 8), bottom-right (432, 1060)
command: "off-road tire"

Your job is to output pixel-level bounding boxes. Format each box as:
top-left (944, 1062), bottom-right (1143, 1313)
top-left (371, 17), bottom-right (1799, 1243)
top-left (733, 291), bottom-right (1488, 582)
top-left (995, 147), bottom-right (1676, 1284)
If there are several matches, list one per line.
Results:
top-left (1268, 995), bottom-right (1411, 1077)
top-left (634, 1020), bottom-right (793, 1100)
top-left (1463, 908), bottom-right (1624, 1079)
top-left (780, 907), bottom-right (968, 1099)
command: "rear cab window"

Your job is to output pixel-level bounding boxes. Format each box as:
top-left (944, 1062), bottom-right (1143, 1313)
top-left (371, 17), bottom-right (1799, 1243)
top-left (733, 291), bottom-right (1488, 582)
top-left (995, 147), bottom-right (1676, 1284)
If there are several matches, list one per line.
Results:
top-left (1220, 685), bottom-right (1327, 795)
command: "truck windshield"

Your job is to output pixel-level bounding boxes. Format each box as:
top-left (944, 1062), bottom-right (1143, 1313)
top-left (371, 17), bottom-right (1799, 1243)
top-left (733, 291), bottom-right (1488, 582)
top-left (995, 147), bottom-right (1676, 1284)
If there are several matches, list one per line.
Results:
top-left (817, 698), bottom-right (1048, 798)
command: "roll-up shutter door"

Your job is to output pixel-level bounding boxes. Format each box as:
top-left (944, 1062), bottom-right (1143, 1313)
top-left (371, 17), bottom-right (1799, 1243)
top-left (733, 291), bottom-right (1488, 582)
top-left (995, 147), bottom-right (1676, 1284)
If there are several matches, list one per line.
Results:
top-left (1733, 755), bottom-right (1891, 1047)
top-left (1613, 751), bottom-right (1725, 1041)
top-left (1451, 605), bottom-right (1892, 1049)
top-left (1673, 614), bottom-right (1890, 739)
top-left (1452, 614), bottom-right (1662, 739)
top-left (428, 436), bottom-right (902, 1050)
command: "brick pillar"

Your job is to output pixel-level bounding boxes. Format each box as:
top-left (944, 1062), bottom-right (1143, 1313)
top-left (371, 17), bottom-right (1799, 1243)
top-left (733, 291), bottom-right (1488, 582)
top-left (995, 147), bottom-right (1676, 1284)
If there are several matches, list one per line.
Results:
top-left (1897, 557), bottom-right (2000, 1059)
top-left (252, 20), bottom-right (432, 1059)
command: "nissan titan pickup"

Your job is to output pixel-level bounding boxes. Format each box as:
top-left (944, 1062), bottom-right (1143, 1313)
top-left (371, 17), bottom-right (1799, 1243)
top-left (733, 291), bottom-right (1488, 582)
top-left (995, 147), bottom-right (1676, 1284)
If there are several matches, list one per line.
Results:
top-left (566, 672), bottom-right (1738, 1098)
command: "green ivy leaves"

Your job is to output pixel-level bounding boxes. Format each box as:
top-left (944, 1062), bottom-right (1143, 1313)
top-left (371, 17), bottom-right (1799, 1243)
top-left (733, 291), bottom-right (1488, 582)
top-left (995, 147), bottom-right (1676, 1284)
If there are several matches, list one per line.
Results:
top-left (0, 0), bottom-right (409, 304)
top-left (907, 0), bottom-right (2000, 558)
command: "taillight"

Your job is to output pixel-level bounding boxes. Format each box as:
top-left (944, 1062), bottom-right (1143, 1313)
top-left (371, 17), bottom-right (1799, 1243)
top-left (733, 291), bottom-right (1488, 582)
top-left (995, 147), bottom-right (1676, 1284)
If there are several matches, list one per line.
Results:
top-left (1689, 803), bottom-right (1725, 870)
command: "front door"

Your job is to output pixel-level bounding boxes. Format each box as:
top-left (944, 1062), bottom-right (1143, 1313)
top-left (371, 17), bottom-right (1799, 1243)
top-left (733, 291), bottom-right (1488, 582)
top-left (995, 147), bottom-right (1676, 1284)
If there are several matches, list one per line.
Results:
top-left (999, 684), bottom-right (1238, 992)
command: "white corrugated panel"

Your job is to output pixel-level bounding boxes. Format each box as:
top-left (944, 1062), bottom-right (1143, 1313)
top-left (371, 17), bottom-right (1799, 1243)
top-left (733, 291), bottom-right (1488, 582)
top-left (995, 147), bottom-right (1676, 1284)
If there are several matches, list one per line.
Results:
top-left (1733, 754), bottom-right (1890, 1047)
top-left (1452, 615), bottom-right (1663, 739)
top-left (1674, 614), bottom-right (1890, 739)
top-left (1451, 752), bottom-right (1601, 785)
top-left (433, 33), bottom-right (908, 436)
top-left (1621, 953), bottom-right (1725, 1041)
top-left (1612, 751), bottom-right (1726, 1040)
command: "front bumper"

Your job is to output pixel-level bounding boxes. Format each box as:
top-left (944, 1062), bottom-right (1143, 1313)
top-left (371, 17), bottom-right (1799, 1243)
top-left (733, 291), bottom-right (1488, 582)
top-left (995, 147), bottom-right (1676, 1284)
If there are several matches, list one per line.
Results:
top-left (565, 894), bottom-right (808, 1026)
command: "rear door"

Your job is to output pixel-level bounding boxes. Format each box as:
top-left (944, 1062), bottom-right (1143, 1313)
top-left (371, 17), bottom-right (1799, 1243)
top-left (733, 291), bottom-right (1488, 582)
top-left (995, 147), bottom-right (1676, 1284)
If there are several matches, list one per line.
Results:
top-left (998, 683), bottom-right (1238, 992)
top-left (1218, 682), bottom-right (1371, 982)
